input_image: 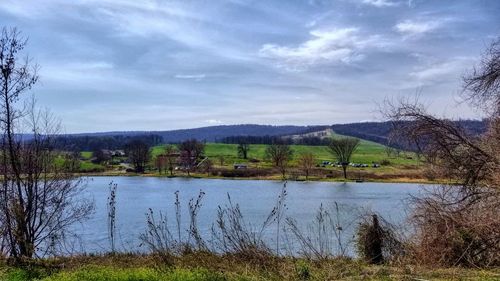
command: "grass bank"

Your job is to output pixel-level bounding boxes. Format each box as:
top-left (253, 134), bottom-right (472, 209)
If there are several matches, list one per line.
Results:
top-left (1, 254), bottom-right (499, 281)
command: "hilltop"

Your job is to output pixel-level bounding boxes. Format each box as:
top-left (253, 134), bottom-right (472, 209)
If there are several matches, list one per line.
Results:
top-left (66, 120), bottom-right (487, 147)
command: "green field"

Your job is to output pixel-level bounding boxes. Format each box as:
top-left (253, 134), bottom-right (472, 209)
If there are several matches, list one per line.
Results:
top-left (80, 151), bottom-right (93, 160)
top-left (74, 135), bottom-right (419, 177)
top-left (152, 140), bottom-right (418, 169)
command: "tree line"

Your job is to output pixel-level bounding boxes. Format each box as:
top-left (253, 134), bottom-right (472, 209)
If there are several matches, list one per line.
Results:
top-left (219, 135), bottom-right (332, 146)
top-left (151, 137), bottom-right (360, 181)
top-left (53, 134), bottom-right (163, 151)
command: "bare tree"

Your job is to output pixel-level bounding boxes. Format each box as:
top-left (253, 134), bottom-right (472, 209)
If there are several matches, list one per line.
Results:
top-left (62, 151), bottom-right (81, 173)
top-left (297, 152), bottom-right (315, 180)
top-left (382, 37), bottom-right (500, 267)
top-left (385, 97), bottom-right (494, 188)
top-left (265, 141), bottom-right (293, 179)
top-left (463, 37), bottom-right (500, 115)
top-left (125, 139), bottom-right (151, 173)
top-left (217, 155), bottom-right (225, 166)
top-left (0, 27), bottom-right (94, 259)
top-left (92, 149), bottom-right (111, 165)
top-left (178, 139), bottom-right (204, 176)
top-left (237, 141), bottom-right (250, 159)
top-left (201, 158), bottom-right (213, 176)
top-left (163, 144), bottom-right (178, 176)
top-left (384, 144), bottom-right (395, 158)
top-left (154, 154), bottom-right (166, 174)
top-left (328, 137), bottom-right (360, 179)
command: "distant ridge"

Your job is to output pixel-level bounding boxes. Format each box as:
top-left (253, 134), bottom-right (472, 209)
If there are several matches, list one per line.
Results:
top-left (330, 119), bottom-right (487, 146)
top-left (71, 124), bottom-right (322, 143)
top-left (66, 120), bottom-right (487, 146)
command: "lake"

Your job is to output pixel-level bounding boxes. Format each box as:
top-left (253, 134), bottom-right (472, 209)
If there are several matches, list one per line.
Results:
top-left (70, 176), bottom-right (430, 256)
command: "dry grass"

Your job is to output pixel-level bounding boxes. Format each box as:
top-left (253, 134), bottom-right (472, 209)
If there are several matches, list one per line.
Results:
top-left (1, 253), bottom-right (500, 281)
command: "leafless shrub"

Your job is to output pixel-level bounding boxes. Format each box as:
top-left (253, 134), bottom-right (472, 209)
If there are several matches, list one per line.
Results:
top-left (355, 213), bottom-right (404, 265)
top-left (141, 209), bottom-right (175, 252)
top-left (384, 97), bottom-right (491, 188)
top-left (382, 37), bottom-right (500, 267)
top-left (421, 167), bottom-right (437, 181)
top-left (273, 184), bottom-right (287, 255)
top-left (210, 184), bottom-right (287, 260)
top-left (463, 37), bottom-right (500, 115)
top-left (107, 182), bottom-right (117, 253)
top-left (408, 186), bottom-right (500, 267)
top-left (140, 208), bottom-right (176, 266)
top-left (384, 97), bottom-right (500, 266)
top-left (187, 191), bottom-right (207, 251)
top-left (139, 190), bottom-right (207, 258)
top-left (210, 195), bottom-right (272, 258)
top-left (285, 203), bottom-right (356, 260)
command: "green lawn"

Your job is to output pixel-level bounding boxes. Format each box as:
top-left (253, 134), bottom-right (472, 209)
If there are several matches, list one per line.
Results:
top-left (79, 161), bottom-right (105, 172)
top-left (80, 151), bottom-right (92, 160)
top-left (2, 266), bottom-right (228, 281)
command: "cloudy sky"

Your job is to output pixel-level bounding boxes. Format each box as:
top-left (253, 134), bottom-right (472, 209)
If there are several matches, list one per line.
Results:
top-left (0, 0), bottom-right (498, 133)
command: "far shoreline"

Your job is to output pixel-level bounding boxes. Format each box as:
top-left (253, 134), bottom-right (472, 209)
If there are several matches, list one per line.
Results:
top-left (74, 171), bottom-right (452, 185)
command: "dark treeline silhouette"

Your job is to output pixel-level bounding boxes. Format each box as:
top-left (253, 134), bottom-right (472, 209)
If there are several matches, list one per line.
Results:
top-left (74, 124), bottom-right (314, 143)
top-left (331, 120), bottom-right (487, 149)
top-left (220, 120), bottom-right (486, 148)
top-left (220, 135), bottom-right (331, 146)
top-left (220, 135), bottom-right (290, 145)
top-left (54, 134), bottom-right (163, 151)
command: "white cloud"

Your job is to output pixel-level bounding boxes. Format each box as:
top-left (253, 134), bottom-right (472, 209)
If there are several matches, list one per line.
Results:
top-left (395, 19), bottom-right (444, 38)
top-left (205, 119), bottom-right (222, 124)
top-left (174, 74), bottom-right (206, 80)
top-left (42, 61), bottom-right (114, 82)
top-left (409, 57), bottom-right (475, 84)
top-left (259, 28), bottom-right (387, 70)
top-left (361, 0), bottom-right (399, 7)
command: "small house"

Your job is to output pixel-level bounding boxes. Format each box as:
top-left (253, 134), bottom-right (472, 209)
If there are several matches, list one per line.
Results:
top-left (233, 163), bottom-right (248, 170)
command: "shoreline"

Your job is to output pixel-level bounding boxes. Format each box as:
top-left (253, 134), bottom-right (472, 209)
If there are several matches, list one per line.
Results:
top-left (74, 171), bottom-right (452, 185)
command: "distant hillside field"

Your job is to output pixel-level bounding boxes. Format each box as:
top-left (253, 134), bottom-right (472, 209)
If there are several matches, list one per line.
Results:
top-left (152, 140), bottom-right (418, 168)
top-left (64, 121), bottom-right (486, 151)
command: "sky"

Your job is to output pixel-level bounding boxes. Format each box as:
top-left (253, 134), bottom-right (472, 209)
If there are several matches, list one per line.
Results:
top-left (0, 0), bottom-right (498, 133)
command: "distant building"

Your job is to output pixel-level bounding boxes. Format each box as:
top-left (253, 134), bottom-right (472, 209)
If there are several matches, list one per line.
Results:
top-left (101, 149), bottom-right (126, 157)
top-left (233, 163), bottom-right (248, 169)
top-left (112, 150), bottom-right (126, 157)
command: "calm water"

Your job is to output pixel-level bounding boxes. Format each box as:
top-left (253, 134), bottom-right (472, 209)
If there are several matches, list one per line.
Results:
top-left (70, 176), bottom-right (429, 255)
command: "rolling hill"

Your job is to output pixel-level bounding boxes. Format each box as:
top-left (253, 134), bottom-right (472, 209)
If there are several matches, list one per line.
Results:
top-left (58, 120), bottom-right (487, 151)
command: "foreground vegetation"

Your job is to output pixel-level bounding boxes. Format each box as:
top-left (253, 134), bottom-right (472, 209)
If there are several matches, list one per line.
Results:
top-left (1, 254), bottom-right (500, 281)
